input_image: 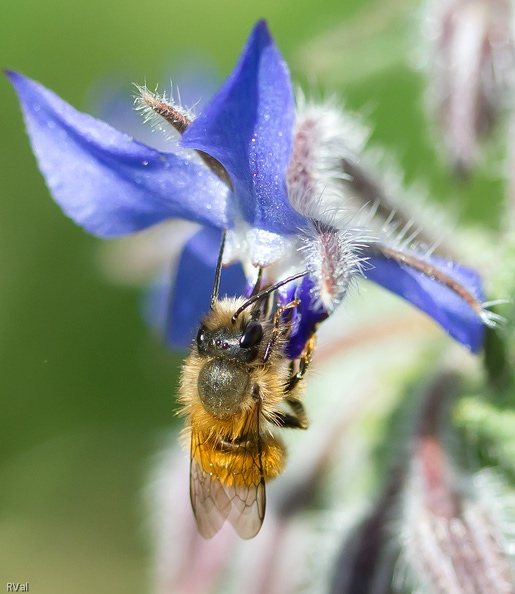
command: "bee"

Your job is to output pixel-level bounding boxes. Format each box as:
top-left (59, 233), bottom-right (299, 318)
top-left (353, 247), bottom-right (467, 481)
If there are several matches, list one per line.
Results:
top-left (178, 232), bottom-right (316, 539)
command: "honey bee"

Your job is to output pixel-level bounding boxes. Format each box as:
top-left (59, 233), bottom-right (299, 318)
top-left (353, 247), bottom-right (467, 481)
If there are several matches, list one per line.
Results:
top-left (178, 233), bottom-right (315, 539)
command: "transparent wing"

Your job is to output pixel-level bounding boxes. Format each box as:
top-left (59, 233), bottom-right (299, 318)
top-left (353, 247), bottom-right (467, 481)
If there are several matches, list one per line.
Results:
top-left (227, 471), bottom-right (266, 539)
top-left (190, 447), bottom-right (232, 539)
top-left (189, 398), bottom-right (266, 539)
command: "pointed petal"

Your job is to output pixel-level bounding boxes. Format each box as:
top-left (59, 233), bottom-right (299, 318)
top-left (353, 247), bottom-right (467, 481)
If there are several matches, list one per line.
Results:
top-left (285, 276), bottom-right (328, 359)
top-left (181, 21), bottom-right (304, 235)
top-left (165, 227), bottom-right (246, 348)
top-left (364, 252), bottom-right (486, 352)
top-left (7, 70), bottom-right (231, 237)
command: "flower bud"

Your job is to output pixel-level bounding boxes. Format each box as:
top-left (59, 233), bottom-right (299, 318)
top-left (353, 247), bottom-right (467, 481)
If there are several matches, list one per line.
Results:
top-left (397, 373), bottom-right (515, 593)
top-left (425, 0), bottom-right (515, 174)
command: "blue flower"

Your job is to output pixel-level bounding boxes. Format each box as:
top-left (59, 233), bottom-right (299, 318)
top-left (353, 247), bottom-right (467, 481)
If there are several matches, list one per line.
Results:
top-left (7, 20), bottom-right (492, 354)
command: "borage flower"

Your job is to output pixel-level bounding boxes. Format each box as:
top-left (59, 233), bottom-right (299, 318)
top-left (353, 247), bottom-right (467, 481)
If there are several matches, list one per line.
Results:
top-left (424, 0), bottom-right (515, 175)
top-left (7, 20), bottom-right (492, 363)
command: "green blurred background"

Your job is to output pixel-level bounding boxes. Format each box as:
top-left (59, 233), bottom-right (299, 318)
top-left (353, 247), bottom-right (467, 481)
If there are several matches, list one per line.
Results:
top-left (0, 0), bottom-right (501, 592)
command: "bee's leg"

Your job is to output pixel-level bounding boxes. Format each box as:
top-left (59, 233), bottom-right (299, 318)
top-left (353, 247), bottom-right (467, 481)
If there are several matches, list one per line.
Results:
top-left (262, 299), bottom-right (300, 363)
top-left (275, 396), bottom-right (309, 430)
top-left (274, 334), bottom-right (316, 430)
top-left (275, 407), bottom-right (307, 429)
top-left (286, 333), bottom-right (317, 393)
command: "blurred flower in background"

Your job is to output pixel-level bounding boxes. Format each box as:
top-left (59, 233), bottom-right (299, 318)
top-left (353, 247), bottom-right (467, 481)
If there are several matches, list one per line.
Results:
top-left (6, 2), bottom-right (515, 593)
top-left (424, 0), bottom-right (515, 176)
top-left (396, 373), bottom-right (515, 594)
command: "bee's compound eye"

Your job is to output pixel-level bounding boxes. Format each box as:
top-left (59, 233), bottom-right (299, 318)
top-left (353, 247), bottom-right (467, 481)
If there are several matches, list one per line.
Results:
top-left (239, 320), bottom-right (263, 348)
top-left (196, 327), bottom-right (206, 348)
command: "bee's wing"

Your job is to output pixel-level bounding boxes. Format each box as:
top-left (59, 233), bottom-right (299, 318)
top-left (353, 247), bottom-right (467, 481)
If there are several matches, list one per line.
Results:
top-left (190, 432), bottom-right (231, 538)
top-left (190, 400), bottom-right (266, 540)
top-left (226, 449), bottom-right (266, 539)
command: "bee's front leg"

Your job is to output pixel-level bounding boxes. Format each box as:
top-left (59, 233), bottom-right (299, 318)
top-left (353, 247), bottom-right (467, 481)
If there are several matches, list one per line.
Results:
top-left (274, 334), bottom-right (316, 431)
top-left (285, 333), bottom-right (316, 393)
top-left (263, 299), bottom-right (300, 363)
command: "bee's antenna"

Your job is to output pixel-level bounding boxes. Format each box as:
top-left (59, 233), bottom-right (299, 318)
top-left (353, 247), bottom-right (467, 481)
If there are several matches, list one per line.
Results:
top-left (231, 270), bottom-right (308, 323)
top-left (211, 229), bottom-right (227, 310)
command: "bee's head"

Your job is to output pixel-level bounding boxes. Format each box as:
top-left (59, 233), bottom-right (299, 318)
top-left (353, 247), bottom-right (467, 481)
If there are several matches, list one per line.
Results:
top-left (196, 317), bottom-right (263, 363)
top-left (204, 228), bottom-right (308, 362)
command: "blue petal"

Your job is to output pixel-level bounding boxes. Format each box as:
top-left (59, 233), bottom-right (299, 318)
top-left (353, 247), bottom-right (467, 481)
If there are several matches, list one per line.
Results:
top-left (166, 227), bottom-right (246, 348)
top-left (364, 253), bottom-right (486, 352)
top-left (181, 21), bottom-right (305, 235)
top-left (7, 70), bottom-right (231, 238)
top-left (284, 276), bottom-right (329, 359)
